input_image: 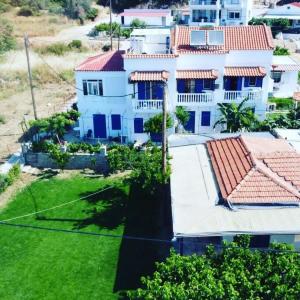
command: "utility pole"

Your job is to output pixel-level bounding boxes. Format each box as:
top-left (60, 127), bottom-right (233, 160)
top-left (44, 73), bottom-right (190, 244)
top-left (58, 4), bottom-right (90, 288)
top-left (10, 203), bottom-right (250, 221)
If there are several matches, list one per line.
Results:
top-left (109, 0), bottom-right (113, 50)
top-left (24, 34), bottom-right (38, 120)
top-left (162, 82), bottom-right (167, 176)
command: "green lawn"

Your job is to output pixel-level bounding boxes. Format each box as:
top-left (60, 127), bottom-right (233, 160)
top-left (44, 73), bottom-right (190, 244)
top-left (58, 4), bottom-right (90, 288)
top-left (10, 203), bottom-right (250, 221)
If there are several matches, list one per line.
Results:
top-left (0, 174), bottom-right (129, 300)
top-left (0, 173), bottom-right (172, 300)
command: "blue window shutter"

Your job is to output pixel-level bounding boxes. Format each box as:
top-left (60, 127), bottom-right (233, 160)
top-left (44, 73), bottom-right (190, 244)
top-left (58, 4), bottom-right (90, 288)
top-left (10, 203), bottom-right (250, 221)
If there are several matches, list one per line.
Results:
top-left (134, 118), bottom-right (143, 133)
top-left (83, 81), bottom-right (88, 95)
top-left (256, 77), bottom-right (263, 87)
top-left (111, 114), bottom-right (121, 130)
top-left (237, 77), bottom-right (242, 91)
top-left (156, 83), bottom-right (163, 99)
top-left (201, 111), bottom-right (211, 126)
top-left (244, 77), bottom-right (250, 88)
top-left (177, 79), bottom-right (185, 93)
top-left (195, 79), bottom-right (203, 93)
top-left (224, 77), bottom-right (231, 91)
top-left (138, 82), bottom-right (145, 100)
top-left (211, 80), bottom-right (215, 91)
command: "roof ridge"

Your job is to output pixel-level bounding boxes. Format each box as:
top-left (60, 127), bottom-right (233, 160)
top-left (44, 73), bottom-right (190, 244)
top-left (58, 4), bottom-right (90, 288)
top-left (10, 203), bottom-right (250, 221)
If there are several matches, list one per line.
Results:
top-left (263, 23), bottom-right (275, 49)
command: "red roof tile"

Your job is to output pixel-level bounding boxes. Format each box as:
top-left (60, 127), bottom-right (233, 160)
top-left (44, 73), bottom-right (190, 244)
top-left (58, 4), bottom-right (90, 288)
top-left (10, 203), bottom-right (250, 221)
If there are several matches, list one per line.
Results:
top-left (224, 67), bottom-right (266, 77)
top-left (124, 53), bottom-right (177, 59)
top-left (176, 69), bottom-right (218, 79)
top-left (75, 50), bottom-right (125, 72)
top-left (173, 25), bottom-right (274, 54)
top-left (119, 9), bottom-right (170, 17)
top-left (130, 71), bottom-right (169, 81)
top-left (291, 2), bottom-right (300, 8)
top-left (207, 136), bottom-right (300, 205)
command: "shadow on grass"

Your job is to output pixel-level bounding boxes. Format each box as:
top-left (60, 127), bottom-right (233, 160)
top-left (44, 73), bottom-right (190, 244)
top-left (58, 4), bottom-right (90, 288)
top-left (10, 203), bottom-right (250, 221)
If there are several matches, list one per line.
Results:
top-left (113, 184), bottom-right (173, 298)
top-left (37, 169), bottom-right (59, 180)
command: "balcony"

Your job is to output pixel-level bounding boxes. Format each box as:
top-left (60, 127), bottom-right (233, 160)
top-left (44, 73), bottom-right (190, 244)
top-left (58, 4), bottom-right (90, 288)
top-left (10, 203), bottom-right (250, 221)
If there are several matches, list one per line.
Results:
top-left (133, 100), bottom-right (163, 112)
top-left (223, 0), bottom-right (240, 7)
top-left (223, 90), bottom-right (262, 102)
top-left (190, 0), bottom-right (218, 5)
top-left (177, 92), bottom-right (214, 106)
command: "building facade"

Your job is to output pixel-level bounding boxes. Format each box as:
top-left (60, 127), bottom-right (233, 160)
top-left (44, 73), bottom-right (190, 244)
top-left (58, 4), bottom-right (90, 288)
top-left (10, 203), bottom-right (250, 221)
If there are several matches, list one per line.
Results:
top-left (75, 25), bottom-right (298, 143)
top-left (189, 0), bottom-right (253, 26)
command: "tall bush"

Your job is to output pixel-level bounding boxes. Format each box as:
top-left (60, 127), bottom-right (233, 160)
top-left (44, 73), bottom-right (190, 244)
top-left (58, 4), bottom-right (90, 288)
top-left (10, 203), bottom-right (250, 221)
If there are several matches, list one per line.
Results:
top-left (0, 19), bottom-right (16, 55)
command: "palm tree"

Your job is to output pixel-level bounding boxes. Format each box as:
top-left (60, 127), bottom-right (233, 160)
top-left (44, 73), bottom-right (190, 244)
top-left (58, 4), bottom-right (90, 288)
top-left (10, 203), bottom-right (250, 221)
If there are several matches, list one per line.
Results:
top-left (214, 98), bottom-right (257, 133)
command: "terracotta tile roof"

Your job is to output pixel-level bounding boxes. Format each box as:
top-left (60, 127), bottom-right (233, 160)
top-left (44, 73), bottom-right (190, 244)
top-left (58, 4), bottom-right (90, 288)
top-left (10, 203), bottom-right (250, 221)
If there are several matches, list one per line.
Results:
top-left (123, 53), bottom-right (177, 59)
top-left (207, 136), bottom-right (300, 205)
top-left (119, 9), bottom-right (170, 17)
top-left (291, 2), bottom-right (300, 8)
top-left (272, 64), bottom-right (300, 71)
top-left (130, 71), bottom-right (169, 81)
top-left (75, 50), bottom-right (124, 72)
top-left (176, 69), bottom-right (218, 79)
top-left (224, 67), bottom-right (266, 77)
top-left (173, 25), bottom-right (274, 54)
top-left (293, 92), bottom-right (300, 101)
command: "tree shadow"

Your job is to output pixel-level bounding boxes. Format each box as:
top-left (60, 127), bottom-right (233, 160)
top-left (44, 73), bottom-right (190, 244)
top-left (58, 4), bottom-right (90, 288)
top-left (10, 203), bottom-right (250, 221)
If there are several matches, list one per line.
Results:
top-left (73, 186), bottom-right (128, 230)
top-left (113, 184), bottom-right (173, 297)
top-left (37, 169), bottom-right (59, 180)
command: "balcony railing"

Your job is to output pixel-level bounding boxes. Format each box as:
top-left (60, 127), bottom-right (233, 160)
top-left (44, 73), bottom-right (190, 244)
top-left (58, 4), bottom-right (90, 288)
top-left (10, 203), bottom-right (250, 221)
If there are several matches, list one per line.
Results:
top-left (223, 90), bottom-right (262, 102)
top-left (177, 92), bottom-right (214, 106)
top-left (133, 100), bottom-right (163, 111)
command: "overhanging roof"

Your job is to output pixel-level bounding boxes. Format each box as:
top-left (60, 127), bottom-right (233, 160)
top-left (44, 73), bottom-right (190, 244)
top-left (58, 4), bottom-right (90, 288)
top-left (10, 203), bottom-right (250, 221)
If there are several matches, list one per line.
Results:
top-left (130, 71), bottom-right (169, 81)
top-left (224, 67), bottom-right (266, 77)
top-left (176, 70), bottom-right (218, 79)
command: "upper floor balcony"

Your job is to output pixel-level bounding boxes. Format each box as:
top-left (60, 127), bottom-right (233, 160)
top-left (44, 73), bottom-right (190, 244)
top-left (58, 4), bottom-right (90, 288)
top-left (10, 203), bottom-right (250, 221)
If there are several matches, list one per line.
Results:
top-left (222, 0), bottom-right (241, 8)
top-left (190, 0), bottom-right (220, 9)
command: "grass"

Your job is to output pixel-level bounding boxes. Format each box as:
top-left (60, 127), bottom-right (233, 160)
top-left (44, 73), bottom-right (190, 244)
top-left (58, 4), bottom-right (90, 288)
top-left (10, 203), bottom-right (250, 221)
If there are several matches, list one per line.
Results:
top-left (0, 173), bottom-right (172, 299)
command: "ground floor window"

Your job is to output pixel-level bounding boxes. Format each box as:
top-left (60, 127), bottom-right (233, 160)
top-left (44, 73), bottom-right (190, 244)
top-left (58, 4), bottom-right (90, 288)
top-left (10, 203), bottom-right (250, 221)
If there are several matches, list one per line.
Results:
top-left (111, 114), bottom-right (121, 130)
top-left (201, 111), bottom-right (211, 126)
top-left (271, 71), bottom-right (282, 83)
top-left (134, 118), bottom-right (143, 133)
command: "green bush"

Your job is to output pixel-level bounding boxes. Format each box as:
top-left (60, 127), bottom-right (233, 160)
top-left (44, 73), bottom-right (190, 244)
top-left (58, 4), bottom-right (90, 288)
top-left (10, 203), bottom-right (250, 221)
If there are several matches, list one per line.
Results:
top-left (0, 1), bottom-right (11, 13)
top-left (268, 97), bottom-right (294, 110)
top-left (0, 115), bottom-right (6, 124)
top-left (175, 106), bottom-right (190, 126)
top-left (68, 39), bottom-right (82, 49)
top-left (86, 7), bottom-right (98, 21)
top-left (17, 6), bottom-right (37, 16)
top-left (0, 19), bottom-right (16, 55)
top-left (102, 44), bottom-right (111, 52)
top-left (38, 42), bottom-right (70, 56)
top-left (0, 164), bottom-right (21, 194)
top-left (274, 46), bottom-right (290, 56)
top-left (144, 113), bottom-right (173, 134)
top-left (0, 174), bottom-right (9, 193)
top-left (130, 18), bottom-right (146, 28)
top-left (67, 142), bottom-right (102, 154)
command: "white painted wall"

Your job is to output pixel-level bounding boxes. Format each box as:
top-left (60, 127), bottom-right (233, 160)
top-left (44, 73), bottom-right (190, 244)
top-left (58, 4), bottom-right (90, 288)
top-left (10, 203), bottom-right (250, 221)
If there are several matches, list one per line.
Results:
top-left (272, 71), bottom-right (299, 98)
top-left (120, 15), bottom-right (173, 27)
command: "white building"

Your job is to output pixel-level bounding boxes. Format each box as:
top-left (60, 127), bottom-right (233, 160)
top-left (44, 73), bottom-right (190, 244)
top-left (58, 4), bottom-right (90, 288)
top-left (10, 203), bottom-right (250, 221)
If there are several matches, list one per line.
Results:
top-left (75, 25), bottom-right (299, 143)
top-left (118, 9), bottom-right (173, 27)
top-left (262, 2), bottom-right (300, 29)
top-left (270, 56), bottom-right (300, 98)
top-left (169, 133), bottom-right (300, 253)
top-left (189, 0), bottom-right (253, 26)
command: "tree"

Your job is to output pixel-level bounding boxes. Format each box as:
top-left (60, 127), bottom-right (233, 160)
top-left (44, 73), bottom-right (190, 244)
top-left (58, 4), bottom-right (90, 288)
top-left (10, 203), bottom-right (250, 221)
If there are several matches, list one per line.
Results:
top-left (144, 113), bottom-right (173, 134)
top-left (129, 236), bottom-right (300, 299)
top-left (0, 19), bottom-right (16, 54)
top-left (274, 45), bottom-right (290, 56)
top-left (214, 98), bottom-right (257, 132)
top-left (175, 106), bottom-right (190, 127)
top-left (130, 18), bottom-right (147, 29)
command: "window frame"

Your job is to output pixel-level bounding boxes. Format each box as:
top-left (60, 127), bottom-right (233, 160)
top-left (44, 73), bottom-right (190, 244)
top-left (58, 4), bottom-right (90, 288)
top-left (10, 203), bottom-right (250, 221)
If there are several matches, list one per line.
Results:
top-left (83, 79), bottom-right (103, 96)
top-left (248, 77), bottom-right (257, 87)
top-left (228, 11), bottom-right (240, 20)
top-left (203, 79), bottom-right (212, 90)
top-left (271, 71), bottom-right (282, 83)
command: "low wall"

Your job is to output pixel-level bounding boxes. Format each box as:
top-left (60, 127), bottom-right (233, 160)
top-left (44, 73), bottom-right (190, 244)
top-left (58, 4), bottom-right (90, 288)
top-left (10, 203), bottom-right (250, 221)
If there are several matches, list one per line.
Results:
top-left (24, 152), bottom-right (108, 172)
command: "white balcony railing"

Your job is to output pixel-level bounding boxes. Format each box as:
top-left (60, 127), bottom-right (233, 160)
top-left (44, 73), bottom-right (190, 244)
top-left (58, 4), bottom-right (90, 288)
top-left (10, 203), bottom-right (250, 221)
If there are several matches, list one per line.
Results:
top-left (133, 100), bottom-right (163, 111)
top-left (223, 90), bottom-right (262, 102)
top-left (177, 92), bottom-right (214, 106)
top-left (190, 0), bottom-right (218, 5)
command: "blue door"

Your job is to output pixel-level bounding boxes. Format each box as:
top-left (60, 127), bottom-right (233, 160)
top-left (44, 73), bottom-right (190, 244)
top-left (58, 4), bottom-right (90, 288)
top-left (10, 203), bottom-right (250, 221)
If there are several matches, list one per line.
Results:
top-left (93, 114), bottom-right (107, 138)
top-left (184, 111), bottom-right (195, 133)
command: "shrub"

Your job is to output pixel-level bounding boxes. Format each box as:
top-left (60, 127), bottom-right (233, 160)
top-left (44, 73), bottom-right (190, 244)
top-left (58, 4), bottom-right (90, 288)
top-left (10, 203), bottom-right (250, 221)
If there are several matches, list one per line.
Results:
top-left (268, 97), bottom-right (294, 110)
top-left (47, 143), bottom-right (70, 170)
top-left (274, 45), bottom-right (290, 56)
top-left (0, 19), bottom-right (16, 54)
top-left (175, 106), bottom-right (190, 126)
top-left (0, 115), bottom-right (6, 124)
top-left (144, 113), bottom-right (173, 134)
top-left (130, 18), bottom-right (146, 28)
top-left (0, 174), bottom-right (9, 193)
top-left (0, 1), bottom-right (11, 13)
top-left (86, 7), bottom-right (98, 21)
top-left (6, 164), bottom-right (21, 185)
top-left (17, 6), bottom-right (37, 16)
top-left (102, 44), bottom-right (111, 52)
top-left (68, 39), bottom-right (82, 49)
top-left (38, 42), bottom-right (70, 56)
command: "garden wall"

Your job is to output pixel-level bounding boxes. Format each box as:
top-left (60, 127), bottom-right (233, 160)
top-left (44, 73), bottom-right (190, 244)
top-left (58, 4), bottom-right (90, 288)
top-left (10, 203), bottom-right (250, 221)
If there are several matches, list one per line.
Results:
top-left (24, 152), bottom-right (108, 172)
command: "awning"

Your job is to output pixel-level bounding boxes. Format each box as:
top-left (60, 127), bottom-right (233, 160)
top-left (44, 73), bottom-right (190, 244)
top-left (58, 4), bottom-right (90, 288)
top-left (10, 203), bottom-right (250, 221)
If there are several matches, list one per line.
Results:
top-left (224, 67), bottom-right (266, 77)
top-left (176, 70), bottom-right (218, 79)
top-left (130, 71), bottom-right (169, 82)
top-left (272, 64), bottom-right (300, 72)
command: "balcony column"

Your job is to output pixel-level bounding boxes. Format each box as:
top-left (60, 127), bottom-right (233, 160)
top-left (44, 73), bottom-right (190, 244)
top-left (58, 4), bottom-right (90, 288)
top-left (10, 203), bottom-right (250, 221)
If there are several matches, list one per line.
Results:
top-left (215, 0), bottom-right (220, 25)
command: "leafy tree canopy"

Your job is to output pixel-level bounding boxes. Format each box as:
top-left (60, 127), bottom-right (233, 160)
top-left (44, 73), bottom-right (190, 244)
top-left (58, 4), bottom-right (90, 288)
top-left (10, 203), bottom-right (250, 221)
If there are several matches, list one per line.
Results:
top-left (175, 106), bottom-right (190, 126)
top-left (144, 113), bottom-right (173, 134)
top-left (129, 236), bottom-right (300, 300)
top-left (0, 19), bottom-right (16, 55)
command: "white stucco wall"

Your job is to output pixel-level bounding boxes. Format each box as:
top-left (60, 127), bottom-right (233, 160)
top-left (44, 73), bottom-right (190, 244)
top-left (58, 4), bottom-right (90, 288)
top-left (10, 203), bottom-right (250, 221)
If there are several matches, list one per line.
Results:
top-left (272, 71), bottom-right (299, 98)
top-left (121, 15), bottom-right (173, 27)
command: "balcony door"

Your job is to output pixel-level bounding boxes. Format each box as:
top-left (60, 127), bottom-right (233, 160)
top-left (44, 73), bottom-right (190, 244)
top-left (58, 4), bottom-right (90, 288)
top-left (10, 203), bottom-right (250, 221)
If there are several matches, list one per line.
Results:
top-left (224, 76), bottom-right (242, 91)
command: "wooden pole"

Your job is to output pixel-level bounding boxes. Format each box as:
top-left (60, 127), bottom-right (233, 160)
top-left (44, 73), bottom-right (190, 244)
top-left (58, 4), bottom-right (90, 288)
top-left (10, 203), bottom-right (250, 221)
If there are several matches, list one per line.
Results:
top-left (109, 0), bottom-right (113, 50)
top-left (162, 82), bottom-right (167, 175)
top-left (24, 34), bottom-right (38, 120)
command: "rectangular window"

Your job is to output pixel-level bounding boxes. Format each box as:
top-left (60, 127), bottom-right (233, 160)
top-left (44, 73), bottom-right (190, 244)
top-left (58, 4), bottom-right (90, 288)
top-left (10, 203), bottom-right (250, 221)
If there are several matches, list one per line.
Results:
top-left (249, 77), bottom-right (257, 87)
top-left (83, 80), bottom-right (103, 96)
top-left (271, 71), bottom-right (282, 83)
top-left (201, 111), bottom-right (211, 126)
top-left (138, 82), bottom-right (163, 100)
top-left (203, 79), bottom-right (212, 90)
top-left (184, 80), bottom-right (196, 93)
top-left (228, 11), bottom-right (240, 19)
top-left (134, 118), bottom-right (143, 133)
top-left (111, 114), bottom-right (121, 130)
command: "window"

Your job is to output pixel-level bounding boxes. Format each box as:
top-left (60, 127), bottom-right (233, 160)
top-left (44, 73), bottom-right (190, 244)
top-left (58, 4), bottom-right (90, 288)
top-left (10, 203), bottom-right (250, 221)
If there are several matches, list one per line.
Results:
top-left (111, 114), bottom-right (121, 130)
top-left (201, 111), bottom-right (211, 126)
top-left (249, 77), bottom-right (257, 87)
top-left (138, 82), bottom-right (163, 100)
top-left (192, 10), bottom-right (216, 23)
top-left (134, 118), bottom-right (143, 133)
top-left (203, 79), bottom-right (212, 90)
top-left (271, 71), bottom-right (282, 83)
top-left (83, 80), bottom-right (103, 96)
top-left (184, 80), bottom-right (196, 93)
top-left (228, 11), bottom-right (240, 19)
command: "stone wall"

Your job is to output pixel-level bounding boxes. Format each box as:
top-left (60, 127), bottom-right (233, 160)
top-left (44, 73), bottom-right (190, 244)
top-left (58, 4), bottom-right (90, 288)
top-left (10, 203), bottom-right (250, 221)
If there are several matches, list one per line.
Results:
top-left (24, 152), bottom-right (108, 172)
